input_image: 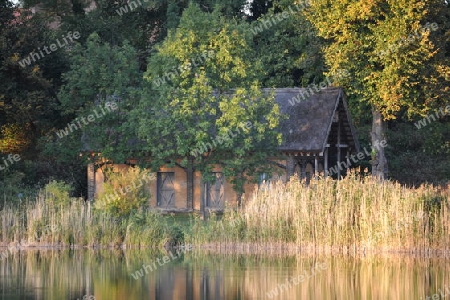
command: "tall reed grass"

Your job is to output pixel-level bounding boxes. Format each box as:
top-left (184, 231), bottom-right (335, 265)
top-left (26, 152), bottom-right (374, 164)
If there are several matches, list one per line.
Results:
top-left (0, 181), bottom-right (181, 248)
top-left (187, 173), bottom-right (450, 253)
top-left (2, 175), bottom-right (449, 253)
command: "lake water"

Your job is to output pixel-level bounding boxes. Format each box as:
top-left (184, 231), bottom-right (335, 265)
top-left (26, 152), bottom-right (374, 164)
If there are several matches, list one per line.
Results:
top-left (0, 248), bottom-right (449, 300)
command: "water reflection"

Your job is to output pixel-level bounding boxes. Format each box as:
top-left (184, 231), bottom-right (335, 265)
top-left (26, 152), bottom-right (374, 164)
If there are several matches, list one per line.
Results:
top-left (0, 248), bottom-right (448, 300)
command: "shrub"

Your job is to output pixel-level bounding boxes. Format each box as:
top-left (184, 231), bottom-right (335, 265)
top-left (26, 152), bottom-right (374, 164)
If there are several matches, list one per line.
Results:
top-left (43, 180), bottom-right (73, 206)
top-left (94, 167), bottom-right (153, 217)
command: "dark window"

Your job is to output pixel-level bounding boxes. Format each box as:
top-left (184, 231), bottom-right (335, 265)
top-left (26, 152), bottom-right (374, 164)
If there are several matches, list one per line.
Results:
top-left (205, 172), bottom-right (224, 208)
top-left (157, 172), bottom-right (175, 208)
top-left (258, 172), bottom-right (272, 189)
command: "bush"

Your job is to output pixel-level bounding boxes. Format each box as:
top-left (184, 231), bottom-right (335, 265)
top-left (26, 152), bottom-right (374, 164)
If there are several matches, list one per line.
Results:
top-left (43, 180), bottom-right (73, 206)
top-left (94, 167), bottom-right (153, 217)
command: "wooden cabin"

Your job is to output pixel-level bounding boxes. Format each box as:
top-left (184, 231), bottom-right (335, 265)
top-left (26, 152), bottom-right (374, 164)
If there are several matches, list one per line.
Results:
top-left (87, 87), bottom-right (359, 212)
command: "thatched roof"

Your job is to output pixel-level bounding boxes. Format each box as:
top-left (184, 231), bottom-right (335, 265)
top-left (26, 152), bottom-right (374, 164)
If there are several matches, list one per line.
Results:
top-left (270, 87), bottom-right (359, 154)
top-left (81, 87), bottom-right (359, 156)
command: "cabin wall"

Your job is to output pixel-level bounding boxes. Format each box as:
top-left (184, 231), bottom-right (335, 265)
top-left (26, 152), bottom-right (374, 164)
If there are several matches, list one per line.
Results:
top-left (90, 155), bottom-right (348, 211)
top-left (90, 158), bottom-right (288, 212)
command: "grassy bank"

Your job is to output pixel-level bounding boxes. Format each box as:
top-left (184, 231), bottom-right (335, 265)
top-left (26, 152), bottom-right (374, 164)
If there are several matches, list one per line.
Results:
top-left (1, 175), bottom-right (449, 253)
top-left (187, 174), bottom-right (450, 253)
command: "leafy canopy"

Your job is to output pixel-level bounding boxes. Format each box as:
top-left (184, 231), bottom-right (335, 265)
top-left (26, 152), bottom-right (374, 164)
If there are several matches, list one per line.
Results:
top-left (134, 3), bottom-right (282, 190)
top-left (304, 0), bottom-right (449, 119)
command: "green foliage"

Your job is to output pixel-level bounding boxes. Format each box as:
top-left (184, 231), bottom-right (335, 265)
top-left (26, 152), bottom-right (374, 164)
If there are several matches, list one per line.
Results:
top-left (94, 167), bottom-right (151, 217)
top-left (304, 0), bottom-right (449, 119)
top-left (386, 122), bottom-right (450, 185)
top-left (0, 123), bottom-right (31, 154)
top-left (58, 33), bottom-right (141, 116)
top-left (0, 170), bottom-right (27, 206)
top-left (46, 33), bottom-right (142, 167)
top-left (247, 0), bottom-right (273, 21)
top-left (43, 180), bottom-right (73, 206)
top-left (191, 0), bottom-right (247, 18)
top-left (251, 0), bottom-right (325, 87)
top-left (124, 210), bottom-right (186, 247)
top-left (135, 3), bottom-right (282, 192)
top-left (0, 4), bottom-right (67, 161)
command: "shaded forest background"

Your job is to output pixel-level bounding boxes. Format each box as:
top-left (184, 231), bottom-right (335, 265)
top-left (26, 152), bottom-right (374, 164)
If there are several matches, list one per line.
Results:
top-left (0, 0), bottom-right (449, 199)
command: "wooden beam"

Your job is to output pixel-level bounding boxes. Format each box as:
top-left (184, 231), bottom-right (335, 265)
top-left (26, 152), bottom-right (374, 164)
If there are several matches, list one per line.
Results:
top-left (268, 160), bottom-right (287, 169)
top-left (346, 150), bottom-right (350, 173)
top-left (301, 160), bottom-right (306, 180)
top-left (87, 163), bottom-right (95, 201)
top-left (286, 156), bottom-right (296, 180)
top-left (337, 120), bottom-right (341, 179)
top-left (314, 154), bottom-right (319, 179)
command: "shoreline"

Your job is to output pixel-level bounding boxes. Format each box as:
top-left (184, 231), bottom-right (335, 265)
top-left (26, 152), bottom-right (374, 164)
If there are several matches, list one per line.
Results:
top-left (1, 242), bottom-right (449, 257)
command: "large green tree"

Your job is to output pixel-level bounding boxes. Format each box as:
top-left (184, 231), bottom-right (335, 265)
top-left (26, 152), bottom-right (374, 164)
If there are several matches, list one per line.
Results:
top-left (134, 4), bottom-right (282, 207)
top-left (0, 1), bottom-right (67, 157)
top-left (250, 0), bottom-right (325, 87)
top-left (305, 0), bottom-right (450, 179)
top-left (45, 33), bottom-right (142, 178)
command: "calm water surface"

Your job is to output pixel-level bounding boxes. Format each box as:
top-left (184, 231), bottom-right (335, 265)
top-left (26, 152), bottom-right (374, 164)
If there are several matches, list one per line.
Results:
top-left (0, 248), bottom-right (448, 300)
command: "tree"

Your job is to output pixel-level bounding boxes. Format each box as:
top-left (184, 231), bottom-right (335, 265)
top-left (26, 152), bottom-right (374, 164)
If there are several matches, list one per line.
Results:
top-left (0, 0), bottom-right (69, 158)
top-left (247, 0), bottom-right (273, 21)
top-left (46, 33), bottom-right (142, 177)
top-left (250, 0), bottom-right (325, 87)
top-left (304, 0), bottom-right (450, 179)
top-left (134, 3), bottom-right (282, 208)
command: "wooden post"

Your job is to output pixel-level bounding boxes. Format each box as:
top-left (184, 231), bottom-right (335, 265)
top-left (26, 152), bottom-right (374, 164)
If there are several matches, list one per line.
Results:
top-left (301, 160), bottom-right (307, 180)
top-left (346, 150), bottom-right (350, 174)
top-left (286, 155), bottom-right (296, 181)
top-left (200, 182), bottom-right (206, 220)
top-left (87, 163), bottom-right (95, 201)
top-left (314, 154), bottom-right (319, 179)
top-left (337, 120), bottom-right (341, 179)
top-left (324, 147), bottom-right (329, 177)
top-left (186, 156), bottom-right (194, 211)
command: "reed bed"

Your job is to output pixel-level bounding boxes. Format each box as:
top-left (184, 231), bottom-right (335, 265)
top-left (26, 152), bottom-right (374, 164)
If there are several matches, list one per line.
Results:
top-left (188, 174), bottom-right (450, 253)
top-left (2, 175), bottom-right (449, 253)
top-left (0, 183), bottom-right (178, 248)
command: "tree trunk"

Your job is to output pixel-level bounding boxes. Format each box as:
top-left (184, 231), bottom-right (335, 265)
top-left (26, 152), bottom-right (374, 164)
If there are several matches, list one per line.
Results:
top-left (371, 108), bottom-right (388, 180)
top-left (286, 156), bottom-right (296, 180)
top-left (235, 171), bottom-right (245, 207)
top-left (186, 156), bottom-right (194, 211)
top-left (236, 192), bottom-right (243, 207)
